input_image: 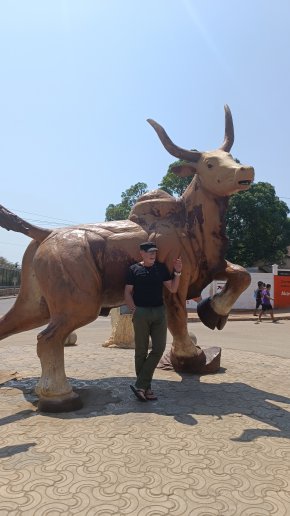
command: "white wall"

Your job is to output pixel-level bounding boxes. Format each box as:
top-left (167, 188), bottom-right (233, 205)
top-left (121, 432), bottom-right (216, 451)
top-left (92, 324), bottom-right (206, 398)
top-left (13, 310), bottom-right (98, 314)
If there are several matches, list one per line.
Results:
top-left (186, 273), bottom-right (273, 310)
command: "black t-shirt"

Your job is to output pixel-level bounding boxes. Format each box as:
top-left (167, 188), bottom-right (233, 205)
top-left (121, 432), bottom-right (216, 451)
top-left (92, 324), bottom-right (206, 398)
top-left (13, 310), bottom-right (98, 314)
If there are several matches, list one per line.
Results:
top-left (126, 261), bottom-right (172, 307)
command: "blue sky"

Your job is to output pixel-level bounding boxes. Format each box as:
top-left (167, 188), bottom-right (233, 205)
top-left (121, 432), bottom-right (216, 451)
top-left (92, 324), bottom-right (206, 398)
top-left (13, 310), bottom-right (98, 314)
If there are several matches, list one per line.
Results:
top-left (1, 0), bottom-right (290, 264)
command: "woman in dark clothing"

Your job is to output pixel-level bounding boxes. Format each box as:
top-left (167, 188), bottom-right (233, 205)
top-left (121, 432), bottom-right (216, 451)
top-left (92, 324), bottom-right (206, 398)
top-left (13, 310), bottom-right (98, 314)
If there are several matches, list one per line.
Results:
top-left (253, 281), bottom-right (265, 316)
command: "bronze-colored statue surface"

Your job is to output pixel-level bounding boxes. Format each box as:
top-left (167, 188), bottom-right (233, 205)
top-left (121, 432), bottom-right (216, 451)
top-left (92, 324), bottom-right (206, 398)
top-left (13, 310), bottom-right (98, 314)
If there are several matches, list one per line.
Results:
top-left (0, 105), bottom-right (254, 412)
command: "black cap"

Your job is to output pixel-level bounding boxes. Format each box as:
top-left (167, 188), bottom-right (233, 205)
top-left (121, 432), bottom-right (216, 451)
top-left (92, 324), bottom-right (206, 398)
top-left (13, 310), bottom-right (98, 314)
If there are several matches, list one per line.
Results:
top-left (140, 242), bottom-right (158, 252)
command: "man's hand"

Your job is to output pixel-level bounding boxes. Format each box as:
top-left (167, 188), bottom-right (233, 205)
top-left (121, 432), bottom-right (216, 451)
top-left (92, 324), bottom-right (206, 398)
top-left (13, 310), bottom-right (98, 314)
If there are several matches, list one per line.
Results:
top-left (173, 256), bottom-right (182, 273)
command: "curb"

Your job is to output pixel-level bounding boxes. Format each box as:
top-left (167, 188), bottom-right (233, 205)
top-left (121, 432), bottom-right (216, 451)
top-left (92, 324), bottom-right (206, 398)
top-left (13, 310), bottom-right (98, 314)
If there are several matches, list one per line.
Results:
top-left (187, 314), bottom-right (290, 322)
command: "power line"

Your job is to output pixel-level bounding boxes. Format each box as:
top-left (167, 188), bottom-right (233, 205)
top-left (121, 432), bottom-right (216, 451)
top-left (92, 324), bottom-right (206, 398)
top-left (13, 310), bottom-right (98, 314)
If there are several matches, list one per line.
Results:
top-left (24, 219), bottom-right (71, 227)
top-left (8, 207), bottom-right (79, 225)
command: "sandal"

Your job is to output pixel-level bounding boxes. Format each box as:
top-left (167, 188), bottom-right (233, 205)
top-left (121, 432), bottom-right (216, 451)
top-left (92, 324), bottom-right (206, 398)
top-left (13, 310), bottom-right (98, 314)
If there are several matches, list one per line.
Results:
top-left (145, 389), bottom-right (158, 401)
top-left (130, 385), bottom-right (147, 402)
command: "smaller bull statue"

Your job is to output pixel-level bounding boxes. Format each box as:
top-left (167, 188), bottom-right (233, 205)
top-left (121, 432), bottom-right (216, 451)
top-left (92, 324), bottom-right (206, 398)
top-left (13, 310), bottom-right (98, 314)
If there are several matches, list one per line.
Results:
top-left (0, 105), bottom-right (254, 412)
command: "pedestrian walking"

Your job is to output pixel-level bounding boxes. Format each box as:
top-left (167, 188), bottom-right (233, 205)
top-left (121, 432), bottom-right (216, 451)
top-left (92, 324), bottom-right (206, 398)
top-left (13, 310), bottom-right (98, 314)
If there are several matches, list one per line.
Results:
top-left (253, 281), bottom-right (265, 316)
top-left (258, 283), bottom-right (276, 322)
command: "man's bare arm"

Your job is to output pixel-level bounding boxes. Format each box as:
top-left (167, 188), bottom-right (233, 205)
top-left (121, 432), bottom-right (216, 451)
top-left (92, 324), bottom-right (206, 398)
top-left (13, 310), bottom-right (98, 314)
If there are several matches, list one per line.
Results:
top-left (124, 284), bottom-right (136, 311)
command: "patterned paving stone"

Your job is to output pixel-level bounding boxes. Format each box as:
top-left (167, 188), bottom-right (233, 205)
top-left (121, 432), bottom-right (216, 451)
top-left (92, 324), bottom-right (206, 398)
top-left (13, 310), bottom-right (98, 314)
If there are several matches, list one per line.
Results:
top-left (0, 324), bottom-right (290, 515)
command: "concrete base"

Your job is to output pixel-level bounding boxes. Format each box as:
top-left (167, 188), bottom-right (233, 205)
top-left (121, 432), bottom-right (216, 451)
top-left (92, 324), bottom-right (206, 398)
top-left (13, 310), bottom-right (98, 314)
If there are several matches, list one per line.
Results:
top-left (158, 346), bottom-right (221, 374)
top-left (37, 391), bottom-right (83, 413)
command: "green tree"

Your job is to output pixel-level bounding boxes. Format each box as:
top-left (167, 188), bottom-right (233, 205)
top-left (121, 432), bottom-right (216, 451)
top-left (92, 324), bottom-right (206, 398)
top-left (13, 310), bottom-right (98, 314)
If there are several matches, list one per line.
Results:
top-left (0, 257), bottom-right (17, 268)
top-left (105, 203), bottom-right (130, 221)
top-left (158, 160), bottom-right (192, 196)
top-left (105, 182), bottom-right (148, 221)
top-left (226, 182), bottom-right (290, 267)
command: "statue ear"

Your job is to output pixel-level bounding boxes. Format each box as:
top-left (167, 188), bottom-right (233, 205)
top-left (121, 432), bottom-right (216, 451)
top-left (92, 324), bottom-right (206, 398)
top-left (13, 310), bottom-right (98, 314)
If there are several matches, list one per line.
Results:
top-left (170, 164), bottom-right (197, 177)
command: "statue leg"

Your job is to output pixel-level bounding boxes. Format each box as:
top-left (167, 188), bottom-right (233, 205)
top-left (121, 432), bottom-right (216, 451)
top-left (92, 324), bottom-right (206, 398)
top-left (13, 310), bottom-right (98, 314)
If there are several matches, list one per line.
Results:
top-left (33, 273), bottom-right (101, 412)
top-left (35, 307), bottom-right (99, 412)
top-left (31, 236), bottom-right (103, 411)
top-left (36, 318), bottom-right (81, 412)
top-left (34, 290), bottom-right (101, 412)
top-left (0, 298), bottom-right (49, 341)
top-left (197, 262), bottom-right (251, 330)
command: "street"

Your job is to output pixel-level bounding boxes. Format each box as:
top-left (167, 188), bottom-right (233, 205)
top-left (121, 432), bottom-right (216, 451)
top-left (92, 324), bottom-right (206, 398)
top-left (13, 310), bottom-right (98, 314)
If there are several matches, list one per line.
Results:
top-left (1, 296), bottom-right (289, 358)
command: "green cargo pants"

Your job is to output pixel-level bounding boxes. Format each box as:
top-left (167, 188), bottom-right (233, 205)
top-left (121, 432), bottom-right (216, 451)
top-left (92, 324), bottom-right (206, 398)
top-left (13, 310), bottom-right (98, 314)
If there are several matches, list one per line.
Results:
top-left (132, 305), bottom-right (167, 390)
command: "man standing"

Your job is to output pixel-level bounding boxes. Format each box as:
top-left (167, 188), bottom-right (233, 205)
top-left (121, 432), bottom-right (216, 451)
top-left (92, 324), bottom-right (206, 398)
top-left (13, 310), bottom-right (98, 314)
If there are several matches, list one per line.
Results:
top-left (124, 242), bottom-right (182, 401)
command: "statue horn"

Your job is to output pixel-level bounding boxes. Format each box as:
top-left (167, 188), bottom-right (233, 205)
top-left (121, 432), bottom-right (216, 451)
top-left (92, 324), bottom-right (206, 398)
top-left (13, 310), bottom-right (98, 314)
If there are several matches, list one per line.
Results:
top-left (147, 119), bottom-right (201, 162)
top-left (219, 104), bottom-right (234, 152)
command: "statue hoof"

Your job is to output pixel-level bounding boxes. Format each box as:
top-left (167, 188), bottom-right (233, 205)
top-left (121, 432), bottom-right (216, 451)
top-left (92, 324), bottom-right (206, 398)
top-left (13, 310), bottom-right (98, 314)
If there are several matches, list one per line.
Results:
top-left (170, 347), bottom-right (221, 374)
top-left (197, 297), bottom-right (228, 330)
top-left (38, 392), bottom-right (83, 413)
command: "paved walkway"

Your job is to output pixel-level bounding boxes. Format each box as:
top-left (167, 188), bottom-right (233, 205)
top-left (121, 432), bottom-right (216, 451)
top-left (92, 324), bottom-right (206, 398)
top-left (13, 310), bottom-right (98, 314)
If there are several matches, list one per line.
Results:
top-left (0, 314), bottom-right (290, 514)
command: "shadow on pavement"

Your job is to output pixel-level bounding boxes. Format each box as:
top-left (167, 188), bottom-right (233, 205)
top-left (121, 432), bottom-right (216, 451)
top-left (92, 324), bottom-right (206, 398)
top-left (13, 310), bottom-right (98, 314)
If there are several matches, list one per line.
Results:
top-left (1, 373), bottom-right (290, 442)
top-left (0, 442), bottom-right (36, 458)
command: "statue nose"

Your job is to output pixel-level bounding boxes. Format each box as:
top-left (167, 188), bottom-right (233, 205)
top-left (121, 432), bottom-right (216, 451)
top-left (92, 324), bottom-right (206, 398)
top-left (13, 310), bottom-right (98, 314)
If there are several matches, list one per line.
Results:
top-left (240, 166), bottom-right (254, 175)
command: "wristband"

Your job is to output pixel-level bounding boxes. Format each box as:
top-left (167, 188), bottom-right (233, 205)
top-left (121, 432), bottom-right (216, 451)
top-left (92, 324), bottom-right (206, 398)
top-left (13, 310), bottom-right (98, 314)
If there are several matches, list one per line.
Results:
top-left (174, 271), bottom-right (181, 276)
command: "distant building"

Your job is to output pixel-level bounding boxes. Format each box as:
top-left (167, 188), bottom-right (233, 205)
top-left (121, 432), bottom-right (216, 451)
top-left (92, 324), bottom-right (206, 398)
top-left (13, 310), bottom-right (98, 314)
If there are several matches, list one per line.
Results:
top-left (255, 245), bottom-right (290, 273)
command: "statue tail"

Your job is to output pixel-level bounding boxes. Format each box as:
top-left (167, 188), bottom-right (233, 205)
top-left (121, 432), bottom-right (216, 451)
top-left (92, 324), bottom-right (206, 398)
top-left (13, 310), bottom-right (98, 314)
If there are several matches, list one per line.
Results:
top-left (0, 204), bottom-right (52, 243)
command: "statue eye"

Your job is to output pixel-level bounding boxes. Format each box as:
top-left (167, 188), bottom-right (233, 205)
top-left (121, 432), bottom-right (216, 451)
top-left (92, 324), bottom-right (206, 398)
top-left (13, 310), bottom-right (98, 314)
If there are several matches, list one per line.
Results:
top-left (235, 158), bottom-right (240, 164)
top-left (207, 163), bottom-right (213, 169)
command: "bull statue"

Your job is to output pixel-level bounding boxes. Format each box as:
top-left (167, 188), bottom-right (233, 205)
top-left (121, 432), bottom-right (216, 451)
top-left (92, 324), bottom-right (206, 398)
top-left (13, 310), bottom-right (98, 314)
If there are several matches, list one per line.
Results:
top-left (0, 105), bottom-right (254, 412)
